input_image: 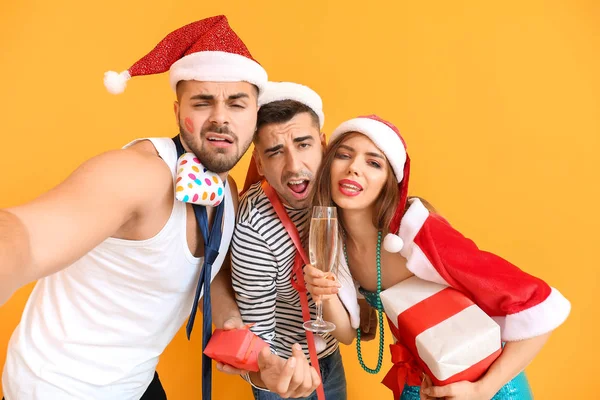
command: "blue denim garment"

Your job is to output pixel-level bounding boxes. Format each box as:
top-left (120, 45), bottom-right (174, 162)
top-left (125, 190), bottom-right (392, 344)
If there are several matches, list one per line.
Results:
top-left (252, 348), bottom-right (347, 400)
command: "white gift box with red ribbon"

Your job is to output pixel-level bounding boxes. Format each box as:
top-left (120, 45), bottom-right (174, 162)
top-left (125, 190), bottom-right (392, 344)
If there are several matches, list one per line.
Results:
top-left (380, 276), bottom-right (502, 389)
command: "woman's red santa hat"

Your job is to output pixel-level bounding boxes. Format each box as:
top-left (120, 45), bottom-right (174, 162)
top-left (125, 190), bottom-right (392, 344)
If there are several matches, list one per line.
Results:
top-left (329, 114), bottom-right (410, 253)
top-left (103, 15), bottom-right (268, 94)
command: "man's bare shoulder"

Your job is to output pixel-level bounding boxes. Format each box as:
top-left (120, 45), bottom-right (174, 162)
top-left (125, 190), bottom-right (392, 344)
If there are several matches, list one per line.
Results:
top-left (54, 142), bottom-right (174, 214)
top-left (3, 140), bottom-right (176, 280)
top-left (95, 141), bottom-right (171, 187)
top-left (125, 139), bottom-right (161, 158)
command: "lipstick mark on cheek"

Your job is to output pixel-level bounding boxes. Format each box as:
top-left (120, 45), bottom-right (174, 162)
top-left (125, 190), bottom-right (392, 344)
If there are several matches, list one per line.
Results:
top-left (184, 117), bottom-right (194, 133)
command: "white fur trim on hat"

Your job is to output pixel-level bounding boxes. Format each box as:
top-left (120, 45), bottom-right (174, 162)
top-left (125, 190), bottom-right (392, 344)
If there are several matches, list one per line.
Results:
top-left (169, 51), bottom-right (268, 92)
top-left (258, 81), bottom-right (325, 128)
top-left (330, 118), bottom-right (406, 182)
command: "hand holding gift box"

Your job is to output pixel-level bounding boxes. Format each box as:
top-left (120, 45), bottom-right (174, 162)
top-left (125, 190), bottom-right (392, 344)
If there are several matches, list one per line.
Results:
top-left (203, 325), bottom-right (269, 372)
top-left (380, 276), bottom-right (502, 398)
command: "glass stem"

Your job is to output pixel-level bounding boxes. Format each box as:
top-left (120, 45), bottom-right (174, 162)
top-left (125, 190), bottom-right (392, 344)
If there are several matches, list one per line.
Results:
top-left (315, 298), bottom-right (325, 324)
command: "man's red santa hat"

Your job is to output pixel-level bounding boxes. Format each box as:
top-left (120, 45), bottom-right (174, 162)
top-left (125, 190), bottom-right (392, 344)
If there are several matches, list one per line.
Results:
top-left (103, 15), bottom-right (268, 94)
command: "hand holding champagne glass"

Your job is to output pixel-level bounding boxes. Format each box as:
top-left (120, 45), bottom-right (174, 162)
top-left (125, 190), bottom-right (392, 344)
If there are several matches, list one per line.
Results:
top-left (303, 206), bottom-right (339, 333)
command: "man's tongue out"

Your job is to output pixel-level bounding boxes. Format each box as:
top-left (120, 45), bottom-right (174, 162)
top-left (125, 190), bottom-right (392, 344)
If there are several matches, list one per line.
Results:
top-left (288, 180), bottom-right (308, 194)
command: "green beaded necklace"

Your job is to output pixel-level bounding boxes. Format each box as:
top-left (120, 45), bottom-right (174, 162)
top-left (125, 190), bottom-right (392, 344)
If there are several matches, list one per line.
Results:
top-left (344, 230), bottom-right (385, 374)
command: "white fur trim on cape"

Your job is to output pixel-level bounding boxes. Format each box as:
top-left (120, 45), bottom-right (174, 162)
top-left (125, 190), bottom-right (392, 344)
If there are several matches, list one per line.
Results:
top-left (336, 247), bottom-right (361, 329)
top-left (492, 287), bottom-right (571, 341)
top-left (258, 81), bottom-right (325, 128)
top-left (169, 51), bottom-right (268, 92)
top-left (404, 244), bottom-right (450, 287)
top-left (398, 198), bottom-right (430, 253)
top-left (397, 198), bottom-right (451, 284)
top-left (330, 117), bottom-right (406, 181)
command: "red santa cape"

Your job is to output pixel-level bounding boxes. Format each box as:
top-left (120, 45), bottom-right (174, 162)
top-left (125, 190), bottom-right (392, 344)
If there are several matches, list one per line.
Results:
top-left (396, 197), bottom-right (570, 341)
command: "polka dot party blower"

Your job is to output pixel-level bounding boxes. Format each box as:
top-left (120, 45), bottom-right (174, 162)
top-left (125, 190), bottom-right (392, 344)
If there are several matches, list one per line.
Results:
top-left (175, 153), bottom-right (225, 207)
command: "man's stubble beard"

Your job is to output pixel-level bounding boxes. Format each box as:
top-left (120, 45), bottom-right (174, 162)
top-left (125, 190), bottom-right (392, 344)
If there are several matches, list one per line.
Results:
top-left (178, 123), bottom-right (254, 174)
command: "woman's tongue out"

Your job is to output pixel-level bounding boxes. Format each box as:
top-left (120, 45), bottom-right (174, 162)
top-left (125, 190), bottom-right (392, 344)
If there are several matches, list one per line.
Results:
top-left (287, 179), bottom-right (309, 199)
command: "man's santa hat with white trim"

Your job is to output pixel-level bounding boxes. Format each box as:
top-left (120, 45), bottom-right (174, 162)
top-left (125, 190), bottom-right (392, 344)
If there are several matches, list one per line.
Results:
top-left (330, 114), bottom-right (409, 253)
top-left (258, 81), bottom-right (325, 128)
top-left (103, 15), bottom-right (267, 94)
top-left (331, 114), bottom-right (571, 341)
top-left (241, 81), bottom-right (325, 194)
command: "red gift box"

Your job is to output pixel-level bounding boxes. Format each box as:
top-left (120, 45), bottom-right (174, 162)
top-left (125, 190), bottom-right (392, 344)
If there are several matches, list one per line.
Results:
top-left (380, 277), bottom-right (502, 397)
top-left (203, 327), bottom-right (269, 372)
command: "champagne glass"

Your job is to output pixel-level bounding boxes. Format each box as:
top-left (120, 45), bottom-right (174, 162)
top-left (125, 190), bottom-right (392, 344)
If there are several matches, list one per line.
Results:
top-left (303, 206), bottom-right (339, 333)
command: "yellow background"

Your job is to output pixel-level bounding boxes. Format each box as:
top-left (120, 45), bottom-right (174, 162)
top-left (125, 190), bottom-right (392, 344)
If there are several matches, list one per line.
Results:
top-left (1, 1), bottom-right (598, 399)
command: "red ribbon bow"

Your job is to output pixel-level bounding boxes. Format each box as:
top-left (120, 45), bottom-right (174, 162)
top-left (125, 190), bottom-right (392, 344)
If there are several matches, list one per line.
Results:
top-left (382, 343), bottom-right (423, 399)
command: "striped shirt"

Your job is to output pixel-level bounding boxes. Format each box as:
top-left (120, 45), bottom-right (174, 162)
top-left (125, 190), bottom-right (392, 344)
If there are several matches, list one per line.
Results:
top-left (231, 182), bottom-right (338, 360)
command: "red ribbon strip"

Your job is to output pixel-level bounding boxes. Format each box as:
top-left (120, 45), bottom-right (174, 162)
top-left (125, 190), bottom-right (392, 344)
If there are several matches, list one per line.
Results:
top-left (262, 181), bottom-right (326, 400)
top-left (385, 287), bottom-right (473, 388)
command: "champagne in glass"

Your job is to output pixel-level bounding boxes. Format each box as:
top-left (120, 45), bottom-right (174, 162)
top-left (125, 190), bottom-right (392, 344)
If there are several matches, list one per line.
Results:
top-left (303, 206), bottom-right (338, 333)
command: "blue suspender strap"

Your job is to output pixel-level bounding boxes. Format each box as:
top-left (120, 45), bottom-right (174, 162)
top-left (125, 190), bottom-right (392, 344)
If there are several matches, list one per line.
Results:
top-left (172, 135), bottom-right (225, 400)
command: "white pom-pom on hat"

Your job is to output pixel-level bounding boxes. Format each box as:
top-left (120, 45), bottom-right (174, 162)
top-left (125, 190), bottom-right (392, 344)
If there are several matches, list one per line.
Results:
top-left (383, 233), bottom-right (404, 253)
top-left (104, 70), bottom-right (131, 95)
